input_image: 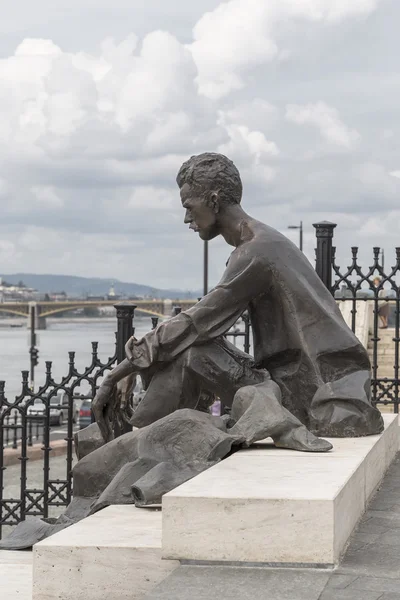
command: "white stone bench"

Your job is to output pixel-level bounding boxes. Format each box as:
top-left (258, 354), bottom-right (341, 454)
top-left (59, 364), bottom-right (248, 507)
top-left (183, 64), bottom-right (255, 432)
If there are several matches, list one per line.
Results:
top-left (162, 414), bottom-right (398, 567)
top-left (33, 505), bottom-right (178, 600)
top-left (32, 414), bottom-right (399, 600)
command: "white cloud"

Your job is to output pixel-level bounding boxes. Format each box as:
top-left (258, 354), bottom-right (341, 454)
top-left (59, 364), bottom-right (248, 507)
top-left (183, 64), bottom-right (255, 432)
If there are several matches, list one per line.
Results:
top-left (0, 33), bottom-right (199, 161)
top-left (284, 0), bottom-right (383, 22)
top-left (128, 186), bottom-right (174, 210)
top-left (390, 170), bottom-right (400, 179)
top-left (0, 0), bottom-right (396, 289)
top-left (382, 129), bottom-right (394, 139)
top-left (0, 240), bottom-right (17, 262)
top-left (32, 185), bottom-right (64, 207)
top-left (218, 122), bottom-right (279, 162)
top-left (188, 0), bottom-right (383, 99)
top-left (0, 178), bottom-right (8, 197)
top-left (285, 102), bottom-right (360, 149)
top-left (220, 99), bottom-right (278, 132)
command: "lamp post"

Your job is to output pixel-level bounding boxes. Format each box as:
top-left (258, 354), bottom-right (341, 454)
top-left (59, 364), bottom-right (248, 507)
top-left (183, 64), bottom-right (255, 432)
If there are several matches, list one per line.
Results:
top-left (28, 302), bottom-right (38, 391)
top-left (203, 240), bottom-right (209, 296)
top-left (379, 248), bottom-right (385, 272)
top-left (288, 221), bottom-right (303, 252)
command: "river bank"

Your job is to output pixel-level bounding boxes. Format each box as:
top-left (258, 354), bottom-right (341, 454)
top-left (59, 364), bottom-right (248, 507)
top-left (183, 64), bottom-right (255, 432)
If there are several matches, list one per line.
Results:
top-left (0, 318), bottom-right (155, 398)
top-left (0, 316), bottom-right (122, 328)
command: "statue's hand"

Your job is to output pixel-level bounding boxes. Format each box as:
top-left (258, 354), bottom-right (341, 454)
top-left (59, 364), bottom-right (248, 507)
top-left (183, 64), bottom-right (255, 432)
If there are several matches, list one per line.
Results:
top-left (124, 336), bottom-right (137, 363)
top-left (92, 377), bottom-right (116, 443)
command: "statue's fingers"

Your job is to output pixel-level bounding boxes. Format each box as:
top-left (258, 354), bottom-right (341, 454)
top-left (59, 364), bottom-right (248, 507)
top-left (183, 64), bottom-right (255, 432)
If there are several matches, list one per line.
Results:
top-left (97, 415), bottom-right (111, 443)
top-left (92, 394), bottom-right (105, 424)
top-left (94, 399), bottom-right (111, 443)
top-left (92, 397), bottom-right (101, 420)
top-left (124, 337), bottom-right (136, 361)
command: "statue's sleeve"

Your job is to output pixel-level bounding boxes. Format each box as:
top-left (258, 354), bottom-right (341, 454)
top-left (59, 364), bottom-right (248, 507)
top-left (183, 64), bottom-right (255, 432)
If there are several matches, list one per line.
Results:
top-left (129, 250), bottom-right (266, 369)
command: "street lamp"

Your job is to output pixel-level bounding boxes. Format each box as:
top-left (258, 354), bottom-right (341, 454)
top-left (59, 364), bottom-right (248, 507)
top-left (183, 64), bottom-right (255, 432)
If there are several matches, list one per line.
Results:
top-left (288, 221), bottom-right (303, 252)
top-left (203, 240), bottom-right (208, 296)
top-left (379, 248), bottom-right (385, 272)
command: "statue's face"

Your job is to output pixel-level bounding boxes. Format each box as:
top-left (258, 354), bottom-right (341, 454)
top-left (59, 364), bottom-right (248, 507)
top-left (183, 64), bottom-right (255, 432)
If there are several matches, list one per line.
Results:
top-left (180, 183), bottom-right (219, 241)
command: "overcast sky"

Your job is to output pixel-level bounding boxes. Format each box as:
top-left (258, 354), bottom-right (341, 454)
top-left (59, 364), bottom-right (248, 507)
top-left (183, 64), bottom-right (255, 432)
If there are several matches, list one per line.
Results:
top-left (0, 0), bottom-right (399, 291)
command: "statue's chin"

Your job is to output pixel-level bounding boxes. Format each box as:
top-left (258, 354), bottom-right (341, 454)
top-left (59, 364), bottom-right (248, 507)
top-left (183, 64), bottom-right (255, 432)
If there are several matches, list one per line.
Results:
top-left (199, 229), bottom-right (219, 242)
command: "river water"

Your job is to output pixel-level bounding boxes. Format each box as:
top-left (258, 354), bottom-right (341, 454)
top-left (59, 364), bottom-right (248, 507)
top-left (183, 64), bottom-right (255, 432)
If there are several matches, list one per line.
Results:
top-left (0, 316), bottom-right (155, 400)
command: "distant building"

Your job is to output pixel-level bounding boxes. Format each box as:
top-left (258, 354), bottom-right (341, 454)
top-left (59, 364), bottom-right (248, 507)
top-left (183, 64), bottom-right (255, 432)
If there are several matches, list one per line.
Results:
top-left (0, 279), bottom-right (38, 302)
top-left (49, 292), bottom-right (68, 302)
top-left (107, 282), bottom-right (120, 301)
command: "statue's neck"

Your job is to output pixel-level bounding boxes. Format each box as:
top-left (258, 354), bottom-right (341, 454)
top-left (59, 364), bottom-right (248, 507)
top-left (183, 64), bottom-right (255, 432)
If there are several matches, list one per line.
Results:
top-left (219, 205), bottom-right (255, 247)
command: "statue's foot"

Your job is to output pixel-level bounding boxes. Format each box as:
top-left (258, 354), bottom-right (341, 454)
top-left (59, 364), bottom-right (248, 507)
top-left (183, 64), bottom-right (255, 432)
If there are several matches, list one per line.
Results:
top-left (274, 426), bottom-right (333, 453)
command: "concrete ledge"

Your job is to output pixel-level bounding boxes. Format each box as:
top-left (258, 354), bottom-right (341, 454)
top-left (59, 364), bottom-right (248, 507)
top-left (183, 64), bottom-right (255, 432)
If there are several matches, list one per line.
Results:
top-left (3, 439), bottom-right (68, 467)
top-left (162, 415), bottom-right (398, 567)
top-left (33, 505), bottom-right (179, 600)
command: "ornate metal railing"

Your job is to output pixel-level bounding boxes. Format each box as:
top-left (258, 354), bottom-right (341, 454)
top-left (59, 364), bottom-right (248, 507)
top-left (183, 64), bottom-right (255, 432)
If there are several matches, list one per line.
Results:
top-left (0, 348), bottom-right (117, 539)
top-left (314, 222), bottom-right (400, 412)
top-left (0, 304), bottom-right (143, 538)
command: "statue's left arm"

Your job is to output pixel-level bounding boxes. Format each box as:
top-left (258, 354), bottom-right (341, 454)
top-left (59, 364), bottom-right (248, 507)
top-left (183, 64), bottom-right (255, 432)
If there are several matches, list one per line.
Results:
top-left (126, 249), bottom-right (266, 370)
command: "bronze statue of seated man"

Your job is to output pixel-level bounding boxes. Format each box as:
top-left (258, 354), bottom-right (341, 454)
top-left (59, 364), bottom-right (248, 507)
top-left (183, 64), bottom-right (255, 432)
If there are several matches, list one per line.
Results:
top-left (1, 152), bottom-right (386, 552)
top-left (93, 152), bottom-right (383, 451)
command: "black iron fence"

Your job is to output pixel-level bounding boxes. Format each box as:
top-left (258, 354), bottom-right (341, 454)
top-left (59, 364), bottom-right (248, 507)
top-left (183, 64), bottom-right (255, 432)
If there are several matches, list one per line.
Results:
top-left (1, 223), bottom-right (399, 537)
top-left (0, 304), bottom-right (139, 539)
top-left (314, 221), bottom-right (400, 412)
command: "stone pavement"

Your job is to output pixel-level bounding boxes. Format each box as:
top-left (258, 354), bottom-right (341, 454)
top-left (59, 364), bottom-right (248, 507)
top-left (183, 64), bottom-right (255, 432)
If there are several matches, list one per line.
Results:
top-left (3, 454), bottom-right (400, 600)
top-left (147, 454), bottom-right (400, 600)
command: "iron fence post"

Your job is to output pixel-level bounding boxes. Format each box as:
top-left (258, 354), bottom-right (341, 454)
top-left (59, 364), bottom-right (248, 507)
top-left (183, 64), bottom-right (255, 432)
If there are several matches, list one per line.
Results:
top-left (114, 303), bottom-right (136, 437)
top-left (114, 303), bottom-right (137, 364)
top-left (313, 221), bottom-right (337, 294)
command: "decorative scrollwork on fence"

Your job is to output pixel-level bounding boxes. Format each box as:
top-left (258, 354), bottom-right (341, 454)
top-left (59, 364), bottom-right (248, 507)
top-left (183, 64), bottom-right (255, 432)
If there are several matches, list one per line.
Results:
top-left (0, 338), bottom-right (118, 538)
top-left (331, 245), bottom-right (400, 412)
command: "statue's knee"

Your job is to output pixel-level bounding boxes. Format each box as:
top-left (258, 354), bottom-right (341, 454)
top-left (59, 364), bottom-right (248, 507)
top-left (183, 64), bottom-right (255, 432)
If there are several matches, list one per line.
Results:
top-left (130, 410), bottom-right (152, 429)
top-left (72, 458), bottom-right (91, 496)
top-left (181, 345), bottom-right (207, 372)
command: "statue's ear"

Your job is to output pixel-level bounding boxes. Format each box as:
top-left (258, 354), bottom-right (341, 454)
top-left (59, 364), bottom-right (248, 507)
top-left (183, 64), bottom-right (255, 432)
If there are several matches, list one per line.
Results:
top-left (210, 191), bottom-right (220, 213)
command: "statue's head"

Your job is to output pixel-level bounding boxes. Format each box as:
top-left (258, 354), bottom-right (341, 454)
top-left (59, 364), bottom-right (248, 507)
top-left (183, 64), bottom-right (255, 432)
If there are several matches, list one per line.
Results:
top-left (176, 152), bottom-right (242, 241)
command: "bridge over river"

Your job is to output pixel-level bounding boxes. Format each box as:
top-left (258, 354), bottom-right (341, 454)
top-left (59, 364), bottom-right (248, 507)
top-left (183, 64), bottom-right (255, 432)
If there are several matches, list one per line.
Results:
top-left (0, 299), bottom-right (196, 328)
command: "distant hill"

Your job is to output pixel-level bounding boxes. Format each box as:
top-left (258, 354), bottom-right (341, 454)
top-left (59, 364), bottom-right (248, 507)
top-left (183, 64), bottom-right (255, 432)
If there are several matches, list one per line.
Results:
top-left (0, 273), bottom-right (199, 299)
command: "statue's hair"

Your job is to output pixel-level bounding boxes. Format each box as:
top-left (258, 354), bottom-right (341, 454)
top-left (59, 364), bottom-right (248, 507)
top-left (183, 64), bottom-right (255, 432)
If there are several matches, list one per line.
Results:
top-left (176, 153), bottom-right (242, 205)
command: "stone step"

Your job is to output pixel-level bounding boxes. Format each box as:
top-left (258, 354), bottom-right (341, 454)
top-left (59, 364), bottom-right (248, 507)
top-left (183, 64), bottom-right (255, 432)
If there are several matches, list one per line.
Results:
top-left (368, 337), bottom-right (397, 343)
top-left (162, 415), bottom-right (398, 568)
top-left (368, 364), bottom-right (397, 369)
top-left (368, 354), bottom-right (398, 359)
top-left (33, 505), bottom-right (179, 600)
top-left (368, 345), bottom-right (398, 351)
top-left (0, 550), bottom-right (32, 600)
top-left (378, 405), bottom-right (398, 414)
top-left (369, 328), bottom-right (396, 336)
top-left (371, 374), bottom-right (399, 379)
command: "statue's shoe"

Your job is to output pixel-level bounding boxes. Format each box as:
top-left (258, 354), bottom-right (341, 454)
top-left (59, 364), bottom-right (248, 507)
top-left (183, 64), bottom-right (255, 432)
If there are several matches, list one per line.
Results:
top-left (274, 426), bottom-right (333, 453)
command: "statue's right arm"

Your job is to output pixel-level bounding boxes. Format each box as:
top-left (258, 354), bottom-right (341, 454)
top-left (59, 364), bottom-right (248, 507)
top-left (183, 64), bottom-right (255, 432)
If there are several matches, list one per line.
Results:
top-left (104, 358), bottom-right (135, 385)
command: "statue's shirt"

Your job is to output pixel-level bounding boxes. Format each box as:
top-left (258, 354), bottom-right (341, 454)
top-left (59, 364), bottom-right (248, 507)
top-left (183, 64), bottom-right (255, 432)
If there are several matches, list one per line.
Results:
top-left (131, 221), bottom-right (383, 436)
